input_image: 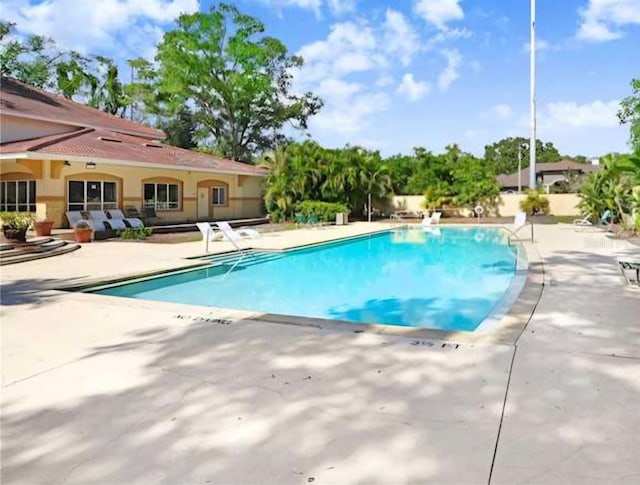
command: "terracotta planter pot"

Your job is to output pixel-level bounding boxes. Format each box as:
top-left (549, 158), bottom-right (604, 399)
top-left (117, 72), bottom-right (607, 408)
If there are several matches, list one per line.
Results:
top-left (2, 225), bottom-right (28, 243)
top-left (74, 228), bottom-right (93, 243)
top-left (35, 220), bottom-right (54, 237)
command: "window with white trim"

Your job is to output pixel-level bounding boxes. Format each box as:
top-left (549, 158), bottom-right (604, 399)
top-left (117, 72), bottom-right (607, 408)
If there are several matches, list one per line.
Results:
top-left (212, 186), bottom-right (226, 206)
top-left (68, 180), bottom-right (117, 211)
top-left (143, 183), bottom-right (180, 211)
top-left (0, 180), bottom-right (36, 212)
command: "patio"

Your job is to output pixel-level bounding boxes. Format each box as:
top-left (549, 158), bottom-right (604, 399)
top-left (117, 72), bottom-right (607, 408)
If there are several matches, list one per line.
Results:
top-left (1, 223), bottom-right (639, 484)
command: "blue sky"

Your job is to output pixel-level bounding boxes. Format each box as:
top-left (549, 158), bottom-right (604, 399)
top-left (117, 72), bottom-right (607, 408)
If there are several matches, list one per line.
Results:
top-left (2, 0), bottom-right (639, 157)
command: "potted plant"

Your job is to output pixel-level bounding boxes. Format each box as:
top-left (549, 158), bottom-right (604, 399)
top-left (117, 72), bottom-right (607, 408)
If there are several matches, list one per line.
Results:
top-left (73, 220), bottom-right (93, 243)
top-left (34, 217), bottom-right (55, 237)
top-left (1, 212), bottom-right (34, 243)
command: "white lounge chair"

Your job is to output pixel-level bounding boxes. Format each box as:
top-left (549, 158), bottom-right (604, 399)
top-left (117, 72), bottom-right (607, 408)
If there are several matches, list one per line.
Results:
top-left (216, 221), bottom-right (261, 240)
top-left (196, 222), bottom-right (224, 253)
top-left (573, 215), bottom-right (592, 226)
top-left (421, 211), bottom-right (442, 228)
top-left (65, 211), bottom-right (105, 232)
top-left (108, 209), bottom-right (144, 228)
top-left (506, 211), bottom-right (533, 242)
top-left (89, 210), bottom-right (127, 231)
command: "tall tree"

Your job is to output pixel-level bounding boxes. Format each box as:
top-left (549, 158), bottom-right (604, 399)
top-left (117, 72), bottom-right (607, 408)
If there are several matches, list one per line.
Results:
top-left (484, 137), bottom-right (562, 175)
top-left (158, 107), bottom-right (198, 149)
top-left (148, 3), bottom-right (322, 162)
top-left (618, 78), bottom-right (640, 153)
top-left (1, 20), bottom-right (127, 116)
top-left (1, 20), bottom-right (59, 88)
top-left (86, 57), bottom-right (126, 116)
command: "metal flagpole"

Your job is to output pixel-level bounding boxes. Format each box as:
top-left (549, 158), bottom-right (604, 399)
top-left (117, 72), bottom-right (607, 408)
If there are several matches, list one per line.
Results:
top-left (529, 0), bottom-right (537, 188)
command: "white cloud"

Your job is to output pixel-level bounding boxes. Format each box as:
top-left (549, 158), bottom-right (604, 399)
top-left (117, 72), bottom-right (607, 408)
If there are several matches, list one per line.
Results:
top-left (296, 21), bottom-right (386, 86)
top-left (326, 0), bottom-right (356, 15)
top-left (383, 9), bottom-right (419, 66)
top-left (545, 100), bottom-right (620, 128)
top-left (577, 0), bottom-right (640, 42)
top-left (437, 48), bottom-right (461, 91)
top-left (294, 19), bottom-right (395, 138)
top-left (522, 38), bottom-right (559, 53)
top-left (414, 0), bottom-right (464, 30)
top-left (481, 104), bottom-right (513, 120)
top-left (0, 0), bottom-right (199, 57)
top-left (397, 73), bottom-right (431, 102)
top-left (311, 91), bottom-right (390, 135)
top-left (375, 74), bottom-right (395, 88)
top-left (250, 0), bottom-right (355, 17)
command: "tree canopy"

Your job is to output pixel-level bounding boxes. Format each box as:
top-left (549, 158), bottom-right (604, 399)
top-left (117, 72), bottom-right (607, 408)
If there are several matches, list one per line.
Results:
top-left (618, 78), bottom-right (640, 154)
top-left (142, 3), bottom-right (323, 161)
top-left (0, 20), bottom-right (128, 116)
top-left (484, 137), bottom-right (562, 175)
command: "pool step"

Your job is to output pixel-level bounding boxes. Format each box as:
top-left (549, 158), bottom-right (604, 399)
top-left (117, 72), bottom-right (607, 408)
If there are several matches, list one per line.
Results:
top-left (206, 250), bottom-right (284, 270)
top-left (0, 238), bottom-right (81, 265)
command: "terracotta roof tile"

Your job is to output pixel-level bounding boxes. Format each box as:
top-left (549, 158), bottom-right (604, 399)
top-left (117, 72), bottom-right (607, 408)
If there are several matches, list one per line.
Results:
top-left (0, 77), bottom-right (165, 139)
top-left (0, 128), bottom-right (267, 176)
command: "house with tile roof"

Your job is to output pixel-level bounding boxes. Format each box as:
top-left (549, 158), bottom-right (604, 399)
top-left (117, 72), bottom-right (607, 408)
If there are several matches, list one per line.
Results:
top-left (0, 77), bottom-right (266, 228)
top-left (496, 159), bottom-right (601, 193)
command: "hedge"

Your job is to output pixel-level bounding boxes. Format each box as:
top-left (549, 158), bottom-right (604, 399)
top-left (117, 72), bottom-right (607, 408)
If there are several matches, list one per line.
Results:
top-left (294, 201), bottom-right (350, 222)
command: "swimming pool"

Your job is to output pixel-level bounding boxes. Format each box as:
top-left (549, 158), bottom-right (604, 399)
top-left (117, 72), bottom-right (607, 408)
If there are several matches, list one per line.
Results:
top-left (92, 227), bottom-right (527, 332)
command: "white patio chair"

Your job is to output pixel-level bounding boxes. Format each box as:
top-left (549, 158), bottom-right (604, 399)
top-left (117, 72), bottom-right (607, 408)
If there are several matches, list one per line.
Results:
top-left (216, 221), bottom-right (261, 240)
top-left (506, 211), bottom-right (533, 242)
top-left (421, 211), bottom-right (442, 229)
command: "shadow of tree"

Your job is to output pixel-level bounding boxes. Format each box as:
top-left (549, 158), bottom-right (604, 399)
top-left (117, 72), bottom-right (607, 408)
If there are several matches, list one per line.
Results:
top-left (0, 277), bottom-right (89, 307)
top-left (1, 311), bottom-right (515, 485)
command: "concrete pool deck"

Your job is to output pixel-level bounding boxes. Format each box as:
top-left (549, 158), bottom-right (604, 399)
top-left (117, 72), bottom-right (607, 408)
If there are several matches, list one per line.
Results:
top-left (1, 223), bottom-right (639, 484)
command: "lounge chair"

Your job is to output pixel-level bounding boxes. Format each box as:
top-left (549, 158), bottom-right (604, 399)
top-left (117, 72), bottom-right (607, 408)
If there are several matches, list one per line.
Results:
top-left (505, 211), bottom-right (533, 242)
top-left (196, 222), bottom-right (224, 253)
top-left (108, 209), bottom-right (144, 228)
top-left (125, 206), bottom-right (160, 225)
top-left (575, 210), bottom-right (614, 232)
top-left (294, 212), bottom-right (307, 225)
top-left (88, 211), bottom-right (127, 231)
top-left (421, 211), bottom-right (442, 228)
top-left (65, 211), bottom-right (105, 232)
top-left (618, 261), bottom-right (640, 288)
top-left (216, 221), bottom-right (261, 240)
top-left (573, 215), bottom-right (592, 226)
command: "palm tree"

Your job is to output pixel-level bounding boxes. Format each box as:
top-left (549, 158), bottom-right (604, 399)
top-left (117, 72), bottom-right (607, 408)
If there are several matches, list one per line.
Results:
top-left (359, 152), bottom-right (392, 222)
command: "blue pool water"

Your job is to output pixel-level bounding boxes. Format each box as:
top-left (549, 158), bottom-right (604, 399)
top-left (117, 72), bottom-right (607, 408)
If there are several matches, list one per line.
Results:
top-left (94, 227), bottom-right (525, 331)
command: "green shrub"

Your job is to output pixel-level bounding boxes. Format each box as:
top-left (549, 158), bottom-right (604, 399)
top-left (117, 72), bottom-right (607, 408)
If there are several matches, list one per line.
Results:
top-left (0, 212), bottom-right (34, 230)
top-left (519, 190), bottom-right (550, 215)
top-left (118, 227), bottom-right (153, 240)
top-left (295, 201), bottom-right (350, 222)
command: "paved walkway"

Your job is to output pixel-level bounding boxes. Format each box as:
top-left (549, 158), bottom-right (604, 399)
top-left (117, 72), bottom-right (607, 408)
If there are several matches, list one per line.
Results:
top-left (1, 223), bottom-right (639, 484)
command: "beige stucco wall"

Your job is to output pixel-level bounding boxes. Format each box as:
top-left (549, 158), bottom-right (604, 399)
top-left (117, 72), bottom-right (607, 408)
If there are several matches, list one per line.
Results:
top-left (1, 158), bottom-right (265, 228)
top-left (0, 115), bottom-right (77, 143)
top-left (390, 193), bottom-right (582, 218)
top-left (498, 193), bottom-right (581, 216)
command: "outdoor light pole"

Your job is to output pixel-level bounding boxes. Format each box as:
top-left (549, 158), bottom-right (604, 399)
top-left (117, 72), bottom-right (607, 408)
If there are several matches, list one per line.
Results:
top-left (529, 0), bottom-right (537, 188)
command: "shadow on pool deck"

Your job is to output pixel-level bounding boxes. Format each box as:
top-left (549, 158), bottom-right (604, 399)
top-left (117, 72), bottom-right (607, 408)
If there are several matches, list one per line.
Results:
top-left (1, 313), bottom-right (516, 485)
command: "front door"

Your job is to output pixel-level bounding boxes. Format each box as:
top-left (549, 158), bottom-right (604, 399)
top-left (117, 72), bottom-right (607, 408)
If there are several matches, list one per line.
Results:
top-left (197, 188), bottom-right (209, 220)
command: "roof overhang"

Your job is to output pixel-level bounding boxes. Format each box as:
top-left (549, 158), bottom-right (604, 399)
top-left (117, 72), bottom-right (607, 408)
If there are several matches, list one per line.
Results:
top-left (0, 110), bottom-right (166, 141)
top-left (0, 151), bottom-right (267, 177)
